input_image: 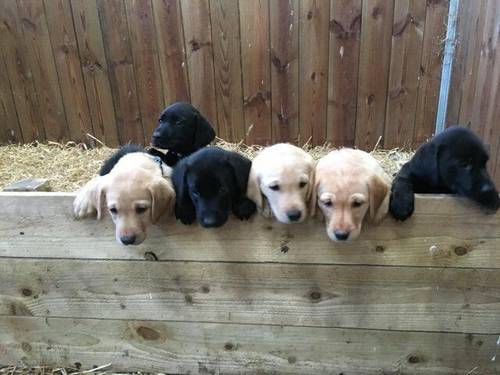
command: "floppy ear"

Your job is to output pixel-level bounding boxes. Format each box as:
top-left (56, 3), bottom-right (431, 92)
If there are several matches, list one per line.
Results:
top-left (73, 175), bottom-right (107, 219)
top-left (171, 159), bottom-right (196, 223)
top-left (226, 152), bottom-right (253, 194)
top-left (368, 174), bottom-right (390, 223)
top-left (148, 176), bottom-right (175, 223)
top-left (306, 164), bottom-right (317, 217)
top-left (246, 166), bottom-right (263, 210)
top-left (193, 112), bottom-right (216, 149)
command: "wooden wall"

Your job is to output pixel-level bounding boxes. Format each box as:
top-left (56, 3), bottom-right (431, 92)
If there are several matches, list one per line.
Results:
top-left (1, 192), bottom-right (500, 373)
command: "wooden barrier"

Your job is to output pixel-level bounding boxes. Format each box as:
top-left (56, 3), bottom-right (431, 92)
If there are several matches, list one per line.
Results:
top-left (0, 192), bottom-right (499, 374)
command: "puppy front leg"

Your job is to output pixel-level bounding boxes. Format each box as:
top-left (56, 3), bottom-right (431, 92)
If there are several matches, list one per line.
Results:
top-left (233, 196), bottom-right (257, 220)
top-left (175, 201), bottom-right (196, 225)
top-left (389, 164), bottom-right (415, 221)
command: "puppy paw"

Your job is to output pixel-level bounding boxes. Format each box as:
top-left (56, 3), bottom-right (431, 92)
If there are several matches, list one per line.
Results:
top-left (389, 190), bottom-right (414, 221)
top-left (73, 193), bottom-right (97, 219)
top-left (175, 204), bottom-right (196, 225)
top-left (233, 198), bottom-right (257, 220)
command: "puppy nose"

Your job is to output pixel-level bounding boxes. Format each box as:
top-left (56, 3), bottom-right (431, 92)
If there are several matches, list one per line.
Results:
top-left (201, 216), bottom-right (219, 228)
top-left (120, 235), bottom-right (136, 245)
top-left (334, 230), bottom-right (350, 241)
top-left (286, 209), bottom-right (302, 222)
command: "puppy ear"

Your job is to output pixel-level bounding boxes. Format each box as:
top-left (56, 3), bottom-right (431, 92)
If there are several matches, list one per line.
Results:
top-left (306, 164), bottom-right (317, 217)
top-left (73, 175), bottom-right (107, 219)
top-left (193, 112), bottom-right (215, 149)
top-left (148, 177), bottom-right (175, 223)
top-left (226, 152), bottom-right (253, 194)
top-left (368, 174), bottom-right (390, 223)
top-left (246, 166), bottom-right (263, 210)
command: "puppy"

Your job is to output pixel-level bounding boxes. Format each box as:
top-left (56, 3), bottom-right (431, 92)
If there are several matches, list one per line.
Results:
top-left (74, 152), bottom-right (175, 245)
top-left (315, 149), bottom-right (391, 241)
top-left (247, 143), bottom-right (315, 223)
top-left (99, 144), bottom-right (144, 176)
top-left (150, 102), bottom-right (216, 166)
top-left (390, 126), bottom-right (500, 221)
top-left (172, 147), bottom-right (256, 228)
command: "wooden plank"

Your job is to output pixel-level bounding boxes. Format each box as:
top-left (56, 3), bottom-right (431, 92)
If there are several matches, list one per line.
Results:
top-left (355, 0), bottom-right (394, 150)
top-left (152, 0), bottom-right (190, 105)
top-left (1, 193), bottom-right (500, 269)
top-left (210, 0), bottom-right (245, 142)
top-left (2, 258), bottom-right (500, 333)
top-left (17, 0), bottom-right (69, 141)
top-left (239, 0), bottom-right (272, 145)
top-left (44, 0), bottom-right (93, 143)
top-left (326, 0), bottom-right (362, 147)
top-left (0, 55), bottom-right (22, 143)
top-left (298, 0), bottom-right (330, 145)
top-left (97, 0), bottom-right (144, 144)
top-left (0, 0), bottom-right (42, 142)
top-left (125, 0), bottom-right (165, 140)
top-left (70, 0), bottom-right (119, 146)
top-left (413, 0), bottom-right (449, 146)
top-left (384, 0), bottom-right (426, 149)
top-left (1, 316), bottom-right (498, 374)
top-left (180, 0), bottom-right (218, 131)
top-left (269, 0), bottom-right (299, 144)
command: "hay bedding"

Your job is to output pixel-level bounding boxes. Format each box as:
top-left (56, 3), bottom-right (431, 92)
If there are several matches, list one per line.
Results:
top-left (0, 139), bottom-right (413, 192)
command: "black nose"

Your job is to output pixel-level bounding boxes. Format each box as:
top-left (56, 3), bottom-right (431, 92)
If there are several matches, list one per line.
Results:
top-left (120, 235), bottom-right (136, 245)
top-left (286, 209), bottom-right (302, 222)
top-left (201, 216), bottom-right (221, 228)
top-left (334, 230), bottom-right (350, 241)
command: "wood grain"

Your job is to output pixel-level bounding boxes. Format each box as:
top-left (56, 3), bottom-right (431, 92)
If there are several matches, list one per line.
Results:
top-left (2, 316), bottom-right (498, 374)
top-left (384, 0), bottom-right (426, 149)
top-left (1, 193), bottom-right (500, 268)
top-left (269, 0), bottom-right (299, 143)
top-left (152, 0), bottom-right (190, 105)
top-left (210, 0), bottom-right (245, 142)
top-left (298, 0), bottom-right (330, 145)
top-left (180, 0), bottom-right (218, 131)
top-left (355, 0), bottom-right (395, 150)
top-left (327, 0), bottom-right (362, 147)
top-left (44, 0), bottom-right (93, 143)
top-left (0, 55), bottom-right (21, 143)
top-left (125, 0), bottom-right (165, 140)
top-left (97, 0), bottom-right (144, 144)
top-left (70, 0), bottom-right (119, 146)
top-left (17, 0), bottom-right (68, 141)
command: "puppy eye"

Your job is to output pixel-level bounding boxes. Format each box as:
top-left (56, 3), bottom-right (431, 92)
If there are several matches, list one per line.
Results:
top-left (192, 191), bottom-right (200, 197)
top-left (352, 201), bottom-right (363, 208)
top-left (135, 206), bottom-right (148, 214)
top-left (322, 200), bottom-right (333, 208)
top-left (269, 185), bottom-right (280, 191)
top-left (299, 181), bottom-right (307, 188)
top-left (109, 207), bottom-right (118, 215)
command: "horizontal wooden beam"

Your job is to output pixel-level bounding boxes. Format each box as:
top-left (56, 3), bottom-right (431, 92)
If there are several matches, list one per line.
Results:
top-left (1, 316), bottom-right (498, 374)
top-left (0, 193), bottom-right (499, 268)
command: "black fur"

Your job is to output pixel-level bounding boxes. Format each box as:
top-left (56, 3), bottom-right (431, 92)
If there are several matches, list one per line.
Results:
top-left (171, 147), bottom-right (256, 228)
top-left (150, 102), bottom-right (215, 165)
top-left (99, 144), bottom-right (145, 176)
top-left (390, 126), bottom-right (500, 220)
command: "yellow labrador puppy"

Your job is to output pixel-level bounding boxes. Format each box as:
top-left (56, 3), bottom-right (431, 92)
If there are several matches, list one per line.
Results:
top-left (247, 143), bottom-right (315, 223)
top-left (315, 148), bottom-right (391, 241)
top-left (74, 152), bottom-right (175, 245)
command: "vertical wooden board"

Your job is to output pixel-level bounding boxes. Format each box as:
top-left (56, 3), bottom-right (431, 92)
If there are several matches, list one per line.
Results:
top-left (269, 0), bottom-right (299, 143)
top-left (413, 0), bottom-right (449, 146)
top-left (180, 0), bottom-right (218, 132)
top-left (384, 0), bottom-right (426, 149)
top-left (239, 0), bottom-right (272, 145)
top-left (17, 0), bottom-right (69, 141)
top-left (299, 0), bottom-right (329, 145)
top-left (44, 0), bottom-right (93, 143)
top-left (210, 0), bottom-right (245, 142)
top-left (125, 0), bottom-right (165, 140)
top-left (0, 55), bottom-right (22, 143)
top-left (152, 0), bottom-right (190, 106)
top-left (70, 0), bottom-right (119, 146)
top-left (355, 0), bottom-right (394, 150)
top-left (327, 0), bottom-right (362, 146)
top-left (97, 0), bottom-right (144, 144)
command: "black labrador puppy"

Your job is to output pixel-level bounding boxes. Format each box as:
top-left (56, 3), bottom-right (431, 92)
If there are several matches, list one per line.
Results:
top-left (149, 102), bottom-right (216, 166)
top-left (172, 147), bottom-right (257, 228)
top-left (390, 126), bottom-right (500, 221)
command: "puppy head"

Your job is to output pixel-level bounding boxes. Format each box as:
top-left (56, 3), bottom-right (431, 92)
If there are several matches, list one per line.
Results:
top-left (315, 149), bottom-right (390, 242)
top-left (151, 102), bottom-right (215, 154)
top-left (434, 126), bottom-right (499, 211)
top-left (247, 144), bottom-right (315, 223)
